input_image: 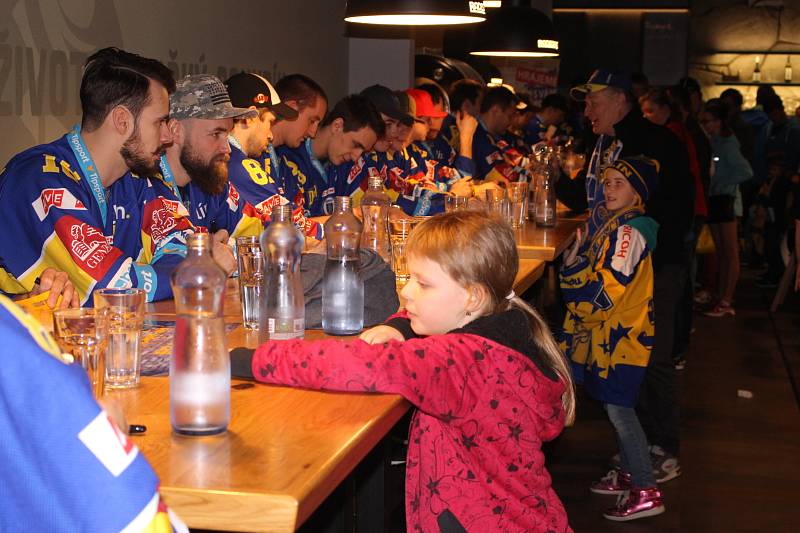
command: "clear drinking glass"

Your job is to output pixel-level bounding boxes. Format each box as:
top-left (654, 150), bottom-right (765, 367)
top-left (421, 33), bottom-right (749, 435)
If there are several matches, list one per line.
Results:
top-left (389, 218), bottom-right (414, 283)
top-left (53, 308), bottom-right (108, 398)
top-left (236, 236), bottom-right (263, 330)
top-left (93, 288), bottom-right (145, 389)
top-left (445, 195), bottom-right (469, 213)
top-left (508, 182), bottom-right (528, 228)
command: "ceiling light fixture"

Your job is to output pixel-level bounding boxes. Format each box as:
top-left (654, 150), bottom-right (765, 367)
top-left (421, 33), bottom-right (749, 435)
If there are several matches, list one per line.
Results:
top-left (470, 0), bottom-right (559, 57)
top-left (345, 0), bottom-right (487, 26)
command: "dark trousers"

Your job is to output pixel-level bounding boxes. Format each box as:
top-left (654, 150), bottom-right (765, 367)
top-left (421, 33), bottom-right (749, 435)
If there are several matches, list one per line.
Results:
top-left (673, 220), bottom-right (703, 359)
top-left (637, 263), bottom-right (683, 457)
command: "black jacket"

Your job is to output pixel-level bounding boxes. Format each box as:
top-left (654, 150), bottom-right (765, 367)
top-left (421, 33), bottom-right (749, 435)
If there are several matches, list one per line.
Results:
top-left (557, 108), bottom-right (695, 268)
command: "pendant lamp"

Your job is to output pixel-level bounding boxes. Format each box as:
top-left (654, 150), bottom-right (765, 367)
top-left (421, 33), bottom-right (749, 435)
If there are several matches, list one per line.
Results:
top-left (345, 0), bottom-right (486, 26)
top-left (470, 0), bottom-right (559, 57)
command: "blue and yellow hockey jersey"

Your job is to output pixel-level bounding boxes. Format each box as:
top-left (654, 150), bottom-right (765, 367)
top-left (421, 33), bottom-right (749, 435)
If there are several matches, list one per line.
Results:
top-left (226, 141), bottom-right (323, 239)
top-left (559, 207), bottom-right (658, 408)
top-left (277, 139), bottom-right (337, 217)
top-left (338, 143), bottom-right (471, 216)
top-left (472, 119), bottom-right (530, 183)
top-left (0, 135), bottom-right (194, 305)
top-left (0, 295), bottom-right (186, 532)
top-left (151, 155), bottom-right (262, 239)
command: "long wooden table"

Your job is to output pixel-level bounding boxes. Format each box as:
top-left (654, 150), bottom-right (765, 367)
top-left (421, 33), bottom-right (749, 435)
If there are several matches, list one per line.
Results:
top-left (513, 216), bottom-right (587, 261)
top-left (122, 221), bottom-right (578, 532)
top-left (109, 326), bottom-right (408, 532)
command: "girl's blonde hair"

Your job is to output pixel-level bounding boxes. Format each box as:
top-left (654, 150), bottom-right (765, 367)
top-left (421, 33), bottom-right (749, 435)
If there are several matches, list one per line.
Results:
top-left (406, 211), bottom-right (576, 424)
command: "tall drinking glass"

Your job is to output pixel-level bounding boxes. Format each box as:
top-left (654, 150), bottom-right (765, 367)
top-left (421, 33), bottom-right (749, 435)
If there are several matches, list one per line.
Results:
top-left (508, 182), bottom-right (528, 228)
top-left (389, 218), bottom-right (414, 283)
top-left (53, 308), bottom-right (108, 397)
top-left (236, 236), bottom-right (263, 330)
top-left (94, 288), bottom-right (145, 389)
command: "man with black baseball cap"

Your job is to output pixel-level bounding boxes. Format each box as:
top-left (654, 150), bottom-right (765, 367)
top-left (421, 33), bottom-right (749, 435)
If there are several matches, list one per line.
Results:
top-left (559, 68), bottom-right (695, 485)
top-left (223, 72), bottom-right (324, 241)
top-left (154, 73), bottom-right (263, 274)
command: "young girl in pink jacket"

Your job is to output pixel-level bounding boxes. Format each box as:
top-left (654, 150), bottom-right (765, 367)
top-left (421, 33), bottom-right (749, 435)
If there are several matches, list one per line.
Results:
top-left (233, 210), bottom-right (575, 532)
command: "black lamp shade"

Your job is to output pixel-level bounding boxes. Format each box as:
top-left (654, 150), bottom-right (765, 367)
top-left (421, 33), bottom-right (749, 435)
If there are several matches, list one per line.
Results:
top-left (345, 0), bottom-right (486, 26)
top-left (470, 5), bottom-right (559, 57)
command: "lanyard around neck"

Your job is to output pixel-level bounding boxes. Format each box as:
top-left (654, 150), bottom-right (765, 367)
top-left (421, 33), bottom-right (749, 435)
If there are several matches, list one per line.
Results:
top-left (158, 154), bottom-right (182, 200)
top-left (66, 125), bottom-right (108, 228)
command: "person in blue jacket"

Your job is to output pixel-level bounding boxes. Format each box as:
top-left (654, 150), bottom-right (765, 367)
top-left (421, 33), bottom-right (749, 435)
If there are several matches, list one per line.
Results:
top-left (279, 94), bottom-right (384, 218)
top-left (699, 99), bottom-right (753, 317)
top-left (0, 295), bottom-right (186, 532)
top-left (0, 47), bottom-right (195, 305)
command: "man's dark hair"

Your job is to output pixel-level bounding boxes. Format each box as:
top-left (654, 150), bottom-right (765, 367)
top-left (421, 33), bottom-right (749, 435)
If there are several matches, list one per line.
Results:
top-left (762, 93), bottom-right (784, 115)
top-left (756, 84), bottom-right (777, 107)
top-left (449, 79), bottom-right (484, 112)
top-left (275, 74), bottom-right (328, 111)
top-left (480, 86), bottom-right (516, 114)
top-left (704, 98), bottom-right (732, 133)
top-left (541, 93), bottom-right (568, 113)
top-left (720, 88), bottom-right (744, 109)
top-left (320, 95), bottom-right (386, 137)
top-left (80, 47), bottom-right (175, 132)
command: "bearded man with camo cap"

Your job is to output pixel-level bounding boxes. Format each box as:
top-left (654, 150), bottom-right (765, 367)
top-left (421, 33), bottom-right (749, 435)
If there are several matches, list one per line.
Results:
top-left (152, 74), bottom-right (265, 274)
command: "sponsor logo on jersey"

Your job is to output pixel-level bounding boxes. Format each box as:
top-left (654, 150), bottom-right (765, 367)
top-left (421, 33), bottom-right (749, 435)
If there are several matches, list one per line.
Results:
top-left (254, 194), bottom-right (285, 218)
top-left (32, 188), bottom-right (87, 220)
top-left (611, 224), bottom-right (645, 277)
top-left (54, 216), bottom-right (123, 281)
top-left (226, 183), bottom-right (241, 211)
top-left (78, 411), bottom-right (139, 477)
top-left (348, 156), bottom-right (366, 184)
top-left (142, 199), bottom-right (193, 244)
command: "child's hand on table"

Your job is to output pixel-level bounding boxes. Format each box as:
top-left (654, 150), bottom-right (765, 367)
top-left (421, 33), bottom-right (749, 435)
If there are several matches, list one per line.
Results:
top-left (359, 325), bottom-right (404, 345)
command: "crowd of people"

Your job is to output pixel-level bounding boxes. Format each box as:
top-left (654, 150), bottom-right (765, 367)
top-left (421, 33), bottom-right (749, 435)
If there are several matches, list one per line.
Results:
top-left (2, 46), bottom-right (799, 531)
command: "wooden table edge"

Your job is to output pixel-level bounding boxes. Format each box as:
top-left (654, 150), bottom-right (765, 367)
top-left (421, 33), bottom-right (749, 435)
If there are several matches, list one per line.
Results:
top-left (159, 487), bottom-right (298, 532)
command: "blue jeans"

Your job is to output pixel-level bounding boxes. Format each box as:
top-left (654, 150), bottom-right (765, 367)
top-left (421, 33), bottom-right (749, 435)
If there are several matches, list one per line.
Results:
top-left (605, 403), bottom-right (656, 488)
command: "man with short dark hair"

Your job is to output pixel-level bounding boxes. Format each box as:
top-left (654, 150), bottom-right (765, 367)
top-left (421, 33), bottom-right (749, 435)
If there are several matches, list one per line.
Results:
top-left (424, 79), bottom-right (484, 167)
top-left (524, 93), bottom-right (568, 146)
top-left (560, 69), bottom-right (694, 484)
top-left (272, 74), bottom-right (329, 151)
top-left (0, 47), bottom-right (194, 304)
top-left (279, 94), bottom-right (384, 217)
top-left (472, 86), bottom-right (529, 183)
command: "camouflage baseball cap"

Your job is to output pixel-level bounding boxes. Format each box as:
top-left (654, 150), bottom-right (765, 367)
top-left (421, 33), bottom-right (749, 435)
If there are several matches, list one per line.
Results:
top-left (170, 74), bottom-right (258, 120)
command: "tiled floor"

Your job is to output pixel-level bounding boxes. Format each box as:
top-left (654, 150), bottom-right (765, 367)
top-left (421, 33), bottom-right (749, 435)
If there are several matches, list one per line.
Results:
top-left (548, 270), bottom-right (800, 532)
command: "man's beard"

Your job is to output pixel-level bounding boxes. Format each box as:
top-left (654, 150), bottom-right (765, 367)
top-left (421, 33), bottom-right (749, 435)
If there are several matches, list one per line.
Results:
top-left (180, 143), bottom-right (229, 196)
top-left (120, 126), bottom-right (166, 177)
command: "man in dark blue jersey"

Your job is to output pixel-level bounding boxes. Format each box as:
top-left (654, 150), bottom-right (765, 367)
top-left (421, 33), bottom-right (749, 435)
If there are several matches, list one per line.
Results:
top-left (279, 95), bottom-right (384, 217)
top-left (0, 47), bottom-right (194, 304)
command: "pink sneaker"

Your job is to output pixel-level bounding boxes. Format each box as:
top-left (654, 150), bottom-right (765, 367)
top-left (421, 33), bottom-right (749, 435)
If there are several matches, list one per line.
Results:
top-left (590, 469), bottom-right (631, 495)
top-left (603, 487), bottom-right (666, 521)
top-left (704, 301), bottom-right (735, 317)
